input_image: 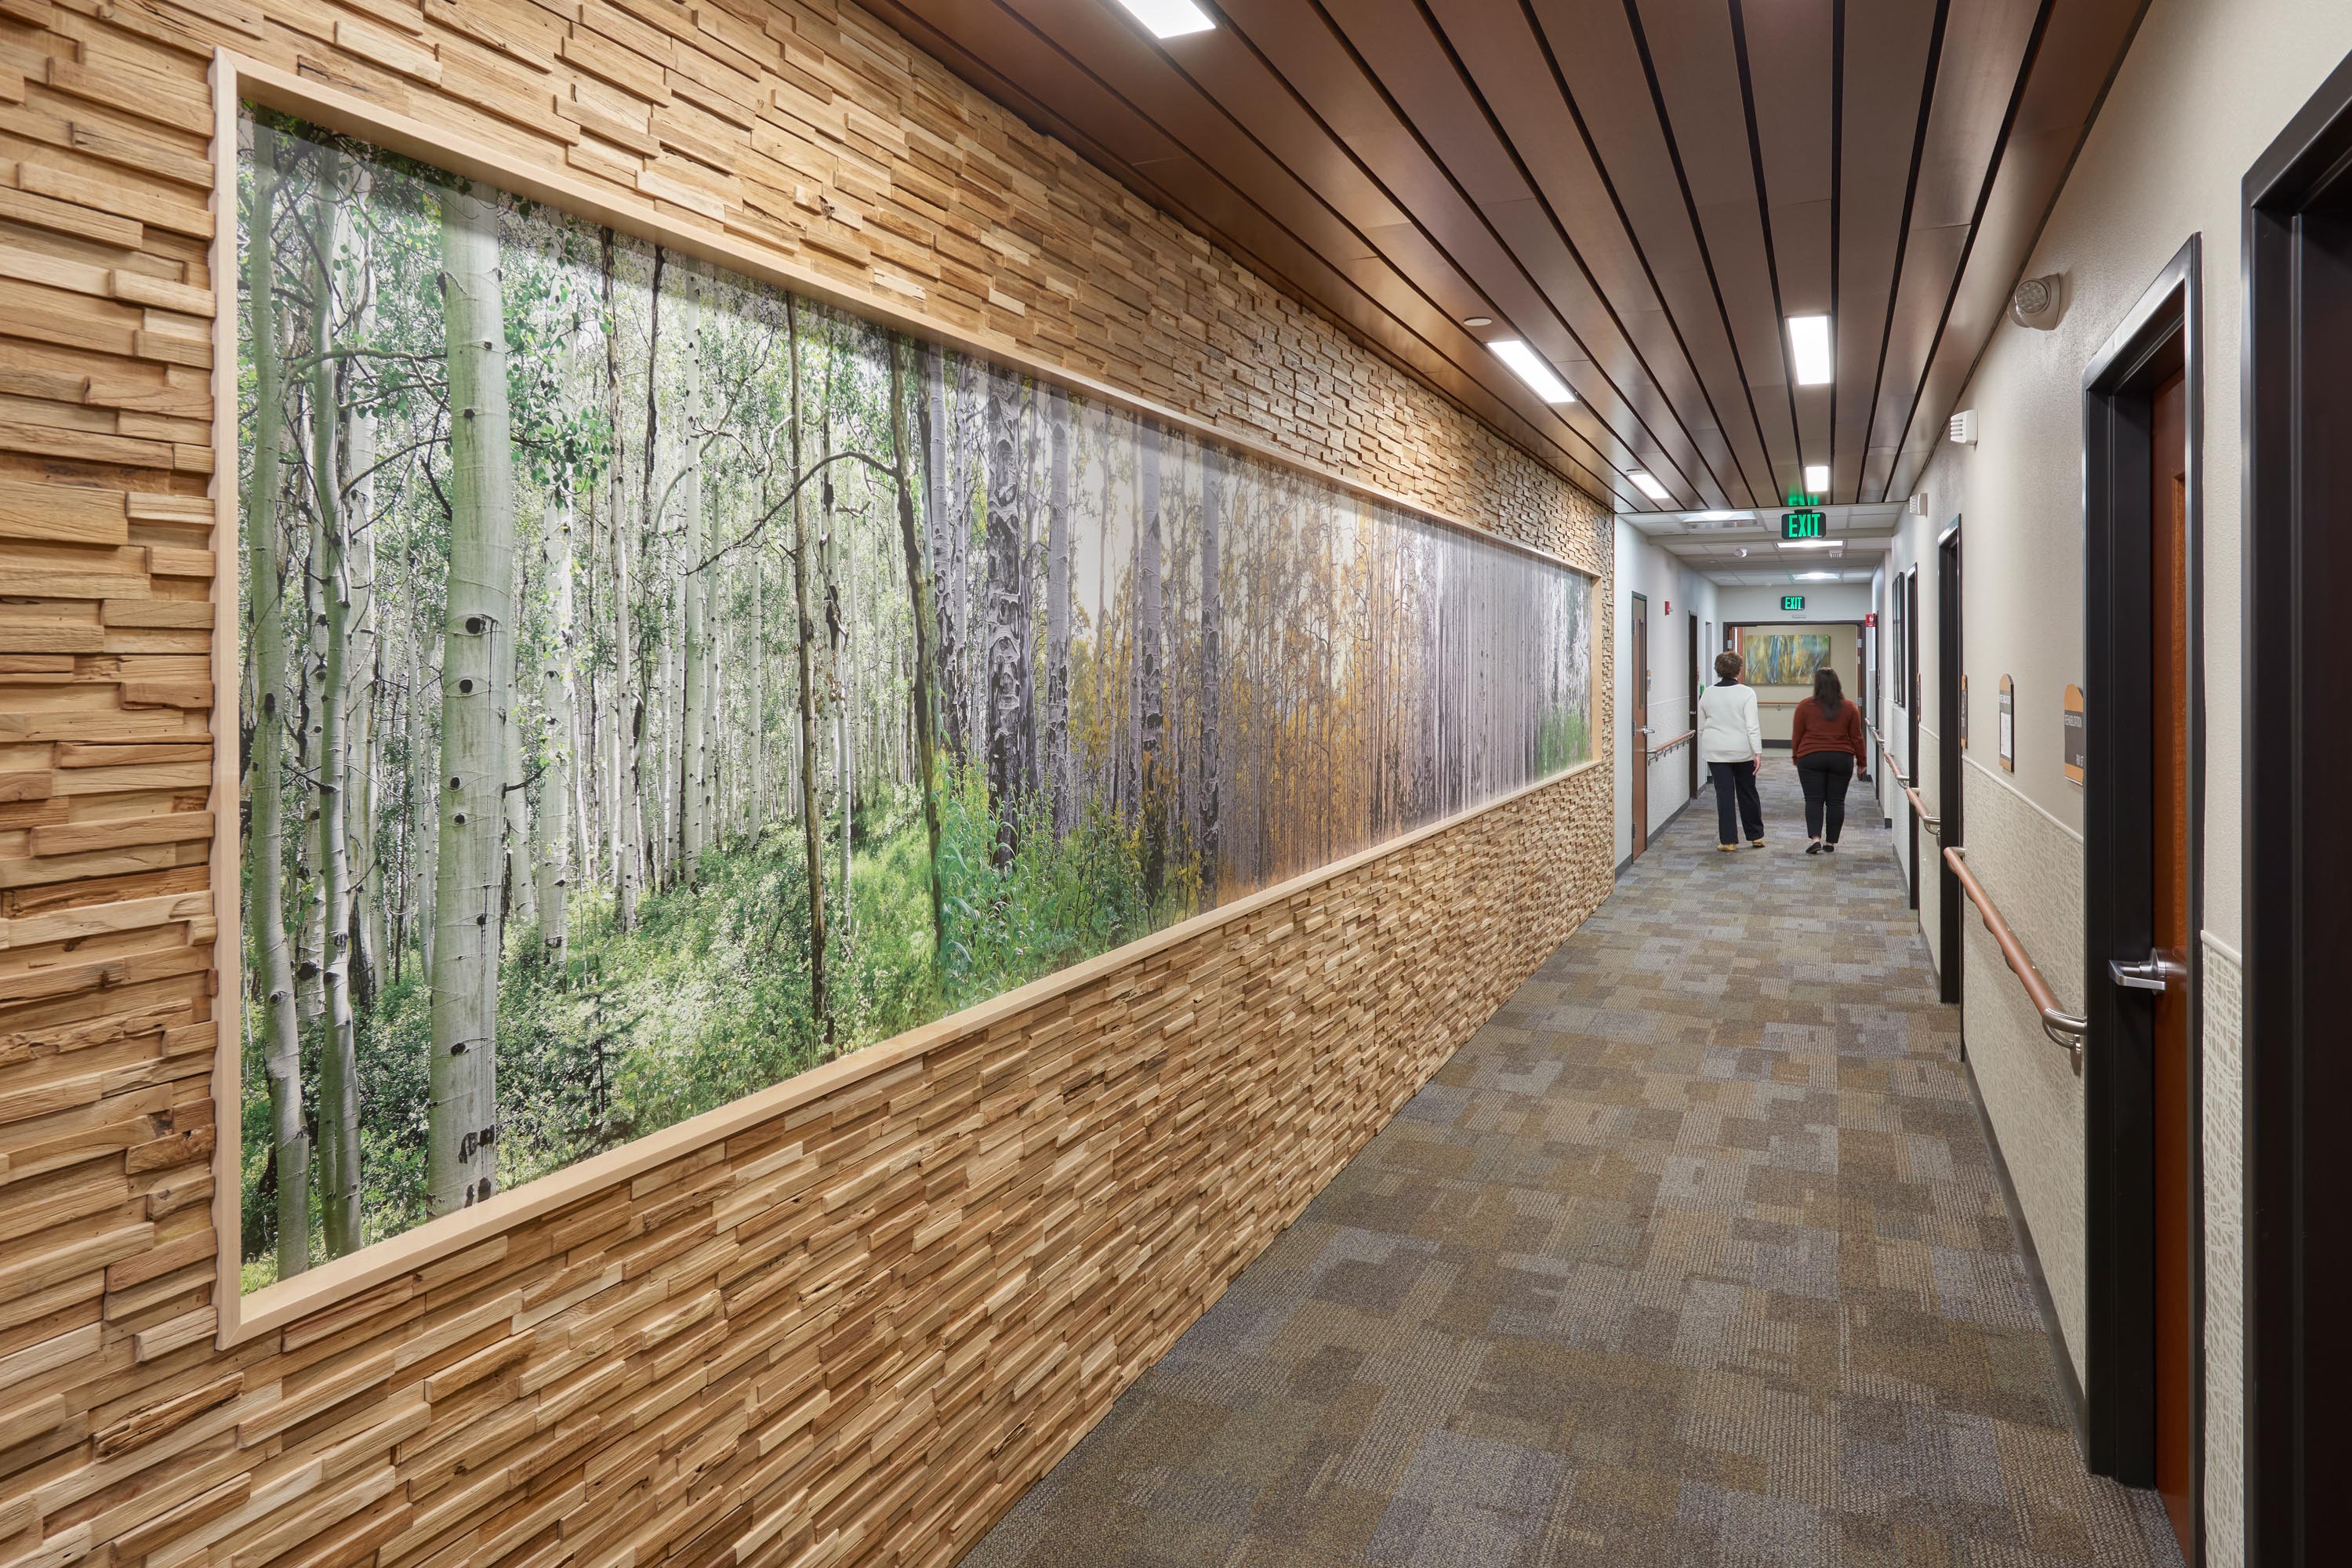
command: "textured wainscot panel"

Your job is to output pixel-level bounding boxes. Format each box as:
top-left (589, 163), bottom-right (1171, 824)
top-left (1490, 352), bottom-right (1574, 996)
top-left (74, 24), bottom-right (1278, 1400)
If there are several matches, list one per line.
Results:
top-left (1958, 759), bottom-right (2089, 1374)
top-left (0, 0), bottom-right (1616, 1564)
top-left (2201, 931), bottom-right (2244, 1568)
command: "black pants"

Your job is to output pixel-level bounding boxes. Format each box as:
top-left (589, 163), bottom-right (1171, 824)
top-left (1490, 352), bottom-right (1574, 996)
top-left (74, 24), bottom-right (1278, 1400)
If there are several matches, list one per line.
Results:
top-left (1708, 760), bottom-right (1764, 844)
top-left (1795, 751), bottom-right (1855, 842)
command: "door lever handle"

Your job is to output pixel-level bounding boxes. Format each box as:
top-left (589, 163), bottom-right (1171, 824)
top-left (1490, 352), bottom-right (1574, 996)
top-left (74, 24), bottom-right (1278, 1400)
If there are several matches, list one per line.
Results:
top-left (2108, 953), bottom-right (2185, 993)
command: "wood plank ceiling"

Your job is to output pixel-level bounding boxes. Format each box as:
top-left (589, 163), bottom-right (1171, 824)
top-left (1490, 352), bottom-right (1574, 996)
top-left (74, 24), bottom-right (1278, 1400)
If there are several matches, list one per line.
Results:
top-left (862, 0), bottom-right (2145, 513)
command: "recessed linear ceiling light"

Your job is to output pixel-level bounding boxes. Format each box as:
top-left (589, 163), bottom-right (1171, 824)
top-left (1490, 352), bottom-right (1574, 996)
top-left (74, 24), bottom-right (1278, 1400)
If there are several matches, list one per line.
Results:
top-left (1685, 510), bottom-right (1753, 523)
top-left (1777, 538), bottom-right (1842, 551)
top-left (1628, 470), bottom-right (1671, 503)
top-left (1795, 571), bottom-right (1842, 582)
top-left (1489, 339), bottom-right (1574, 404)
top-left (1788, 314), bottom-right (1833, 385)
top-left (1109, 0), bottom-right (1214, 38)
top-left (1804, 463), bottom-right (1830, 492)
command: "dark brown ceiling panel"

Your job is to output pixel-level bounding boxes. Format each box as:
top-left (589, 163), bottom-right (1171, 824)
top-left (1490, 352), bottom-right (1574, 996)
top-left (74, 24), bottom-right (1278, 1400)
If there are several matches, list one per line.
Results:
top-left (864, 0), bottom-right (1628, 499)
top-left (873, 0), bottom-right (2145, 516)
top-left (1226, 0), bottom-right (1711, 505)
top-left (1439, 0), bottom-right (1753, 504)
top-left (1882, 0), bottom-right (2147, 502)
top-left (1635, 0), bottom-right (1803, 500)
top-left (1738, 0), bottom-right (1834, 490)
top-left (1526, 0), bottom-right (1780, 506)
top-left (1831, 0), bottom-right (1941, 504)
top-left (1857, 0), bottom-right (2042, 490)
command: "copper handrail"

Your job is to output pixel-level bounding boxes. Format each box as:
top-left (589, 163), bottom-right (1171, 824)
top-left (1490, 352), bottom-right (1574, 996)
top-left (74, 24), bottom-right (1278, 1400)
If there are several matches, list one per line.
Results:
top-left (1866, 726), bottom-right (1939, 837)
top-left (1944, 846), bottom-right (2088, 1073)
top-left (1647, 728), bottom-right (1697, 758)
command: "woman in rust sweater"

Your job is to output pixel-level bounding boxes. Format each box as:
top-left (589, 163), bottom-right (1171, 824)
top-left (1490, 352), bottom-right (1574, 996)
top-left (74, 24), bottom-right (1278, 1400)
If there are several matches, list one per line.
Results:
top-left (1791, 667), bottom-right (1869, 854)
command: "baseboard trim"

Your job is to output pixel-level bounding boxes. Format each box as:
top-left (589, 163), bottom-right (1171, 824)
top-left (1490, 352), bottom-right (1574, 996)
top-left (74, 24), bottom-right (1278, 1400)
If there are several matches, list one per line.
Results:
top-left (1961, 1051), bottom-right (2089, 1453)
top-left (1617, 792), bottom-right (1700, 877)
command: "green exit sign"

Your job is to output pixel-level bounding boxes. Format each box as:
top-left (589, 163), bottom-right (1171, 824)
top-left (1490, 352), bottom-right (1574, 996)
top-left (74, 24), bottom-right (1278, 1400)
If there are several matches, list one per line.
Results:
top-left (1782, 594), bottom-right (1806, 612)
top-left (1782, 510), bottom-right (1827, 540)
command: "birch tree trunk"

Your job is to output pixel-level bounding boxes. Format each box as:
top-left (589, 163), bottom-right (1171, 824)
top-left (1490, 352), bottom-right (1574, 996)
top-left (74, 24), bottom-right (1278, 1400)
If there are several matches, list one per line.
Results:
top-left (245, 129), bottom-right (308, 1279)
top-left (983, 366), bottom-right (1025, 867)
top-left (1199, 443), bottom-right (1222, 907)
top-left (679, 261), bottom-right (709, 885)
top-left (1138, 416), bottom-right (1166, 905)
top-left (888, 336), bottom-right (946, 965)
top-left (503, 550), bottom-right (536, 935)
top-left (608, 230), bottom-right (641, 928)
top-left (537, 476), bottom-right (575, 960)
top-left (1045, 386), bottom-right (1073, 837)
top-left (787, 299), bottom-right (832, 1045)
top-left (307, 151), bottom-right (361, 1259)
top-left (428, 183), bottom-right (516, 1218)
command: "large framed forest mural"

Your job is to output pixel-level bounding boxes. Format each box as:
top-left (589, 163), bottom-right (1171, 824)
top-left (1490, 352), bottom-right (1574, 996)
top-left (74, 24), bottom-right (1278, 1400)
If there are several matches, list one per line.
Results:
top-left (229, 105), bottom-right (1595, 1295)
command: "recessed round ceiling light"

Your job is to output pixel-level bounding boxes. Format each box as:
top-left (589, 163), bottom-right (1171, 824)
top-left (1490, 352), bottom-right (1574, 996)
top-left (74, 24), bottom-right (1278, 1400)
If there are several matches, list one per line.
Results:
top-left (1464, 316), bottom-right (1493, 328)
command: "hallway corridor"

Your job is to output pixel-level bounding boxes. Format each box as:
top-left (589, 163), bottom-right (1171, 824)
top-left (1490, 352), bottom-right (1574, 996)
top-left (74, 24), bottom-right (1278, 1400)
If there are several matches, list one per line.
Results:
top-left (967, 764), bottom-right (2176, 1567)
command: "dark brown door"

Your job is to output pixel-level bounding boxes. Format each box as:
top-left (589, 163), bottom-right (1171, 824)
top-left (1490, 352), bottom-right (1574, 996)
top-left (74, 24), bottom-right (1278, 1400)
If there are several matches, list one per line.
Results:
top-left (1688, 608), bottom-right (1700, 798)
top-left (2150, 368), bottom-right (2194, 1560)
top-left (1631, 594), bottom-right (1649, 858)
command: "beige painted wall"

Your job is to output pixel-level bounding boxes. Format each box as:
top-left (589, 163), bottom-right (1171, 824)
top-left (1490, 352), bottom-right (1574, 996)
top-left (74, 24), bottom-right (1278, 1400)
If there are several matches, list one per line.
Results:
top-left (1874, 2), bottom-right (2352, 1555)
top-left (1614, 532), bottom-right (1719, 863)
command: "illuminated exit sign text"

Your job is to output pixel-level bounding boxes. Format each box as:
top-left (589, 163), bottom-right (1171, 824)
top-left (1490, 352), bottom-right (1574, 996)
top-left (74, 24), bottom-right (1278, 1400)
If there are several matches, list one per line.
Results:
top-left (1782, 510), bottom-right (1827, 540)
top-left (1781, 595), bottom-right (1806, 612)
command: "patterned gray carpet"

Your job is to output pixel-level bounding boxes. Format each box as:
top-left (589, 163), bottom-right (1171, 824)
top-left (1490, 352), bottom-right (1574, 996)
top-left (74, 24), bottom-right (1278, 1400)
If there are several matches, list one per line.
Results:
top-left (963, 762), bottom-right (2180, 1566)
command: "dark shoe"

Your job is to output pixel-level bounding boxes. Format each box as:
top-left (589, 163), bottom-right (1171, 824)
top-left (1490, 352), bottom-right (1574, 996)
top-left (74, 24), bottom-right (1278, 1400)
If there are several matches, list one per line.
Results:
top-left (1806, 840), bottom-right (1823, 855)
top-left (1823, 844), bottom-right (1837, 853)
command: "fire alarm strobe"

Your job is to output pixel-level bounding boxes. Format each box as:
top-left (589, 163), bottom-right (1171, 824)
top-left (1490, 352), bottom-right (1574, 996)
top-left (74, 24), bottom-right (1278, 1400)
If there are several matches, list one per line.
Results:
top-left (2012, 273), bottom-right (2064, 331)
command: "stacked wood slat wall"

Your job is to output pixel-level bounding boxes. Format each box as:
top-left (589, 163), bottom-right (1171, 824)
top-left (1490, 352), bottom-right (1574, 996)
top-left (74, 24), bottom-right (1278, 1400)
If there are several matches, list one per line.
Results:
top-left (0, 0), bottom-right (1615, 1563)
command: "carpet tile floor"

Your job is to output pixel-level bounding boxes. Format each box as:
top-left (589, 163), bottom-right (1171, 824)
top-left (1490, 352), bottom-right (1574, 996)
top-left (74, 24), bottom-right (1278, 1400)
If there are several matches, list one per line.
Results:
top-left (963, 760), bottom-right (2181, 1568)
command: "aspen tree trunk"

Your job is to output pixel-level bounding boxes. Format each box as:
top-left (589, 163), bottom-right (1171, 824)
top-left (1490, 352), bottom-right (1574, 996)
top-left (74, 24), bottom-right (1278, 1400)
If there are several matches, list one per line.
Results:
top-left (503, 551), bottom-right (536, 936)
top-left (538, 478), bottom-right (575, 957)
top-left (1045, 386), bottom-right (1073, 837)
top-left (428, 183), bottom-right (516, 1218)
top-left (921, 343), bottom-right (959, 760)
top-left (1199, 443), bottom-right (1222, 907)
top-left (245, 129), bottom-right (308, 1279)
top-left (342, 169), bottom-right (384, 1009)
top-left (982, 366), bottom-right (1025, 866)
top-left (889, 337), bottom-right (946, 964)
top-left (680, 262), bottom-right (709, 884)
top-left (412, 624), bottom-right (439, 976)
top-left (787, 299), bottom-right (831, 1044)
top-left (1138, 417), bottom-right (1166, 905)
top-left (750, 489), bottom-right (766, 826)
top-left (627, 245), bottom-right (665, 913)
top-left (818, 376), bottom-right (852, 922)
top-left (604, 231), bottom-right (641, 927)
top-left (307, 154), bottom-right (361, 1259)
top-left (953, 354), bottom-right (979, 756)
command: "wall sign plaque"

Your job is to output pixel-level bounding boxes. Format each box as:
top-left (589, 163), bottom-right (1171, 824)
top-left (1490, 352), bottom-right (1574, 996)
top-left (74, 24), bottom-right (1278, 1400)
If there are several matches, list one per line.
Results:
top-left (2063, 683), bottom-right (2087, 784)
top-left (1959, 673), bottom-right (1969, 750)
top-left (1998, 676), bottom-right (2016, 771)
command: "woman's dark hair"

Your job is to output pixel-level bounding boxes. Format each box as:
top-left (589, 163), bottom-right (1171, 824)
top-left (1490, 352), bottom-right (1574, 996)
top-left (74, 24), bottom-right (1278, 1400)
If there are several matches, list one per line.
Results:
top-left (1715, 651), bottom-right (1744, 679)
top-left (1813, 666), bottom-right (1845, 715)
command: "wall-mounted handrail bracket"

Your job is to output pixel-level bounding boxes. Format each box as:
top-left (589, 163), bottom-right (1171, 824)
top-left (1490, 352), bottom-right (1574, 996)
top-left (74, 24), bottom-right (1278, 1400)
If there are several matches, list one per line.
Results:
top-left (1944, 845), bottom-right (2089, 1073)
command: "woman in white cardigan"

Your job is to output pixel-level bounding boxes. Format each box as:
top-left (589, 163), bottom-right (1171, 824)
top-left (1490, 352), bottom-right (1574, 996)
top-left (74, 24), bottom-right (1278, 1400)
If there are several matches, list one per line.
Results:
top-left (1697, 650), bottom-right (1766, 851)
